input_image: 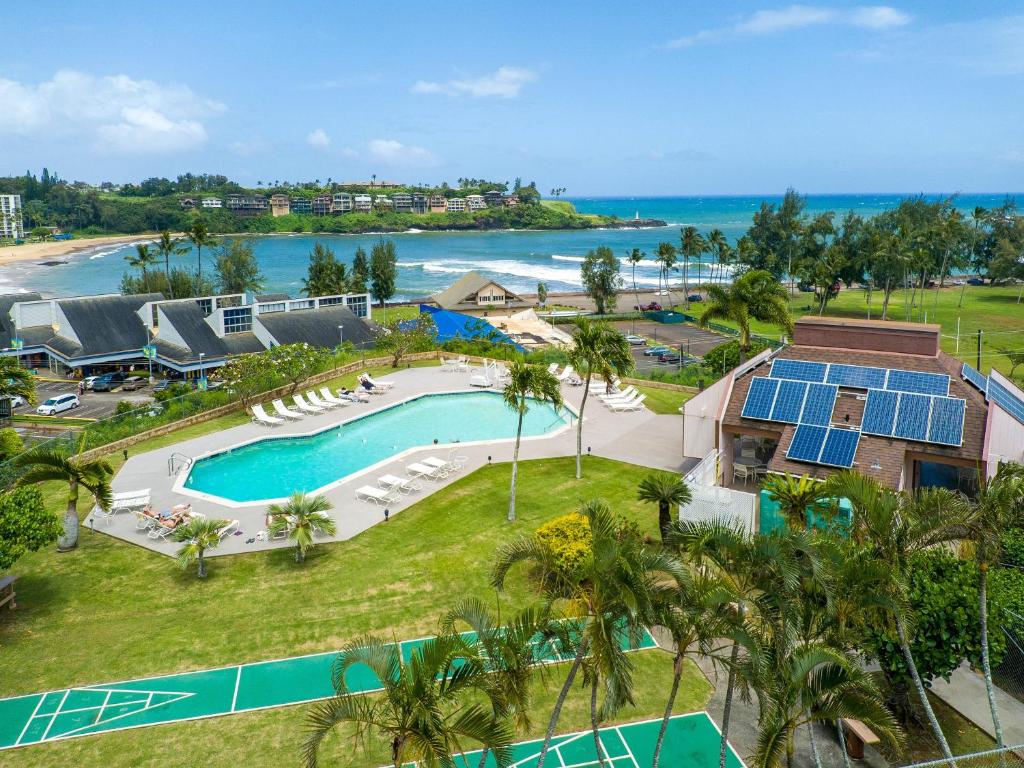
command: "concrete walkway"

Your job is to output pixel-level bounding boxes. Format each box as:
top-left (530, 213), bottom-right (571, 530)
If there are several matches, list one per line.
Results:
top-left (931, 662), bottom-right (1024, 748)
top-left (92, 363), bottom-right (690, 558)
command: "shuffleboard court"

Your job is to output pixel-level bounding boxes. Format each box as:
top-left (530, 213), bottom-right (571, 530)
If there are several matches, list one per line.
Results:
top-left (0, 628), bottom-right (656, 751)
top-left (397, 713), bottom-right (746, 768)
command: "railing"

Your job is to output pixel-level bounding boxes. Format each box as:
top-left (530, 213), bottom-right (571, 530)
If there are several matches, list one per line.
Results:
top-left (167, 452), bottom-right (193, 476)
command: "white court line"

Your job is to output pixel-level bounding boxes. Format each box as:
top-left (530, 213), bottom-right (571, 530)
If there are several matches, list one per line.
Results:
top-left (230, 666), bottom-right (243, 713)
top-left (96, 690), bottom-right (113, 726)
top-left (614, 726), bottom-right (642, 768)
top-left (13, 693), bottom-right (48, 746)
top-left (38, 690), bottom-right (69, 743)
top-left (25, 698), bottom-right (151, 718)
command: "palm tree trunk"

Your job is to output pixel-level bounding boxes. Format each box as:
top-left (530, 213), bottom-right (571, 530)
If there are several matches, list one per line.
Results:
top-left (296, 545), bottom-right (304, 563)
top-left (57, 480), bottom-right (80, 551)
top-left (881, 277), bottom-right (892, 320)
top-left (535, 636), bottom-right (590, 768)
top-left (197, 548), bottom-right (207, 579)
top-left (683, 256), bottom-right (689, 310)
top-left (659, 500), bottom-right (671, 543)
top-left (576, 373), bottom-right (590, 480)
top-left (633, 264), bottom-right (641, 330)
top-left (836, 720), bottom-right (853, 768)
top-left (591, 676), bottom-right (608, 767)
top-left (507, 404), bottom-right (525, 522)
top-left (895, 613), bottom-right (955, 762)
top-left (653, 651), bottom-right (683, 768)
top-left (979, 565), bottom-right (1005, 749)
top-left (809, 723), bottom-right (823, 768)
top-left (718, 640), bottom-right (739, 768)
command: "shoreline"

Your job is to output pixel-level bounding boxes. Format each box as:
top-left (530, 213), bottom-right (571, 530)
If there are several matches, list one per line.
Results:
top-left (0, 235), bottom-right (160, 267)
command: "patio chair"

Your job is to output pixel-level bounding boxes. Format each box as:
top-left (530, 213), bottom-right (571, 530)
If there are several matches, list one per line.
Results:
top-left (420, 456), bottom-right (454, 476)
top-left (216, 520), bottom-right (240, 539)
top-left (361, 372), bottom-right (394, 390)
top-left (469, 369), bottom-right (493, 388)
top-left (600, 386), bottom-right (637, 403)
top-left (134, 509), bottom-right (158, 530)
top-left (89, 504), bottom-right (116, 526)
top-left (547, 363), bottom-right (561, 376)
top-left (319, 387), bottom-right (352, 407)
top-left (111, 488), bottom-right (151, 514)
top-left (272, 399), bottom-right (303, 420)
top-left (355, 485), bottom-right (400, 505)
top-left (252, 403), bottom-right (284, 427)
top-left (440, 357), bottom-right (458, 372)
top-left (608, 394), bottom-right (647, 412)
top-left (405, 461), bottom-right (446, 480)
top-left (557, 365), bottom-right (576, 382)
top-left (148, 519), bottom-right (178, 540)
top-left (378, 473), bottom-right (422, 495)
top-left (306, 390), bottom-right (338, 410)
top-left (292, 393), bottom-right (324, 414)
top-left (733, 464), bottom-right (754, 485)
top-left (445, 446), bottom-right (469, 470)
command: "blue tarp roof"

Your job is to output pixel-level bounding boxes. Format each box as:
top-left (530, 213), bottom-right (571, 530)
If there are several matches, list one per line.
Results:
top-left (401, 304), bottom-right (524, 350)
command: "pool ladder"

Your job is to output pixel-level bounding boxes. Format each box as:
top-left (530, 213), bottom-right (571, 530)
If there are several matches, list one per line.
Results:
top-left (168, 452), bottom-right (193, 477)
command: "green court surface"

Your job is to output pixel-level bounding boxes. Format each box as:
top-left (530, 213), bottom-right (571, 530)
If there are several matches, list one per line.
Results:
top-left (399, 713), bottom-right (746, 768)
top-left (0, 628), bottom-right (656, 751)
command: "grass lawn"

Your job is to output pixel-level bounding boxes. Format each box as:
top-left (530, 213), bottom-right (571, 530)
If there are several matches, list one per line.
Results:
top-left (634, 385), bottom-right (693, 416)
top-left (13, 415), bottom-right (96, 427)
top-left (540, 199), bottom-right (578, 215)
top-left (893, 693), bottom-right (997, 764)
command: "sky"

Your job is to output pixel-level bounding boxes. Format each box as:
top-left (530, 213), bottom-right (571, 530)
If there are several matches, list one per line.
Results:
top-left (2, 1), bottom-right (1023, 195)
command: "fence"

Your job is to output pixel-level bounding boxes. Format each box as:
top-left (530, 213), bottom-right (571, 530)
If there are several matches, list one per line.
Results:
top-left (897, 744), bottom-right (1024, 768)
top-left (678, 449), bottom-right (758, 533)
top-left (995, 608), bottom-right (1024, 705)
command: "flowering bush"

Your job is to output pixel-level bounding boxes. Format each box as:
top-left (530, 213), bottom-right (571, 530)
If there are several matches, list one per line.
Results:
top-left (536, 512), bottom-right (592, 576)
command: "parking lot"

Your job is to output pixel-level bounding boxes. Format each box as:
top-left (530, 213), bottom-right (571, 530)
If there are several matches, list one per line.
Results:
top-left (26, 379), bottom-right (156, 421)
top-left (610, 320), bottom-right (731, 374)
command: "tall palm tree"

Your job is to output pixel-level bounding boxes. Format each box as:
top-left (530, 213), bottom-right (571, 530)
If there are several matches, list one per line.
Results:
top-left (625, 248), bottom-right (645, 332)
top-left (155, 229), bottom-right (187, 297)
top-left (16, 448), bottom-right (112, 551)
top-left (705, 229), bottom-right (730, 286)
top-left (188, 220), bottom-right (217, 291)
top-left (501, 359), bottom-right (563, 522)
top-left (823, 472), bottom-right (969, 761)
top-left (491, 499), bottom-right (680, 768)
top-left (637, 472), bottom-right (692, 543)
top-left (680, 226), bottom-right (707, 311)
top-left (124, 243), bottom-right (158, 290)
top-left (567, 317), bottom-right (633, 480)
top-left (0, 356), bottom-right (36, 405)
top-left (303, 633), bottom-right (512, 768)
top-left (173, 517), bottom-right (229, 578)
top-left (654, 242), bottom-right (677, 307)
top-left (267, 492), bottom-right (337, 563)
top-left (762, 473), bottom-right (827, 532)
top-left (964, 465), bottom-right (1024, 749)
top-left (698, 270), bottom-right (793, 362)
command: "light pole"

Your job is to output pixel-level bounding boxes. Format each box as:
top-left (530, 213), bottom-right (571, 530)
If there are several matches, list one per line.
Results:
top-left (338, 325), bottom-right (344, 348)
top-left (198, 352), bottom-right (205, 388)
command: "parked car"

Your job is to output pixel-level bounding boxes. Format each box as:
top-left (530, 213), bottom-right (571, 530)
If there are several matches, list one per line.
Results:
top-left (91, 372), bottom-right (126, 392)
top-left (7, 395), bottom-right (27, 408)
top-left (967, 278), bottom-right (985, 286)
top-left (121, 376), bottom-right (146, 391)
top-left (154, 379), bottom-right (172, 392)
top-left (634, 302), bottom-right (662, 311)
top-left (624, 334), bottom-right (647, 345)
top-left (643, 345), bottom-right (671, 357)
top-left (36, 393), bottom-right (80, 415)
top-left (687, 293), bottom-right (703, 303)
top-left (81, 375), bottom-right (100, 391)
top-left (658, 353), bottom-right (682, 364)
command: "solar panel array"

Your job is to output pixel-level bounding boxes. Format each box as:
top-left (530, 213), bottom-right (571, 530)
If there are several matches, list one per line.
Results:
top-left (768, 358), bottom-right (950, 396)
top-left (785, 424), bottom-right (861, 468)
top-left (959, 364), bottom-right (1024, 428)
top-left (861, 388), bottom-right (966, 446)
top-left (961, 363), bottom-right (988, 394)
top-left (741, 376), bottom-right (839, 426)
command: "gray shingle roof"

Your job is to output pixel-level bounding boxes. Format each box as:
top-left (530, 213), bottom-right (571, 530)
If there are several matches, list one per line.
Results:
top-left (57, 293), bottom-right (163, 356)
top-left (158, 302), bottom-right (229, 361)
top-left (0, 292), bottom-right (42, 348)
top-left (256, 305), bottom-right (374, 349)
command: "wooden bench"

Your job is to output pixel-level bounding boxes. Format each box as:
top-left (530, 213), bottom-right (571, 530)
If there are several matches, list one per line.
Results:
top-left (0, 575), bottom-right (17, 611)
top-left (841, 718), bottom-right (880, 759)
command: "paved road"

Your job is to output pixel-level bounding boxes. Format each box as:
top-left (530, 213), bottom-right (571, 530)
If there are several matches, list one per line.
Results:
top-left (28, 379), bottom-right (155, 421)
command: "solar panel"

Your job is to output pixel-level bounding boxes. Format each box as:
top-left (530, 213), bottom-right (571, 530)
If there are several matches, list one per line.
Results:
top-left (885, 369), bottom-right (949, 396)
top-left (769, 359), bottom-right (827, 383)
top-left (786, 424), bottom-right (828, 463)
top-left (819, 428), bottom-right (861, 468)
top-left (770, 380), bottom-right (809, 423)
top-left (988, 378), bottom-right (1024, 427)
top-left (893, 393), bottom-right (931, 441)
top-left (961, 363), bottom-right (988, 394)
top-left (742, 377), bottom-right (780, 420)
top-left (827, 364), bottom-right (887, 390)
top-left (861, 389), bottom-right (898, 436)
top-left (927, 396), bottom-right (966, 446)
top-left (800, 383), bottom-right (838, 426)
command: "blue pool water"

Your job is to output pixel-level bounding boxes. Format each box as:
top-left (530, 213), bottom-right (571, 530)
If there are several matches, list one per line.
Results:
top-left (182, 391), bottom-right (571, 503)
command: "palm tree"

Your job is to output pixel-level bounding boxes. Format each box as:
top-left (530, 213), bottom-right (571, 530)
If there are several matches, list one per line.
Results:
top-left (637, 472), bottom-right (692, 543)
top-left (491, 499), bottom-right (680, 768)
top-left (15, 448), bottom-right (112, 551)
top-left (654, 243), bottom-right (677, 307)
top-left (822, 472), bottom-right (969, 761)
top-left (698, 270), bottom-right (793, 362)
top-left (964, 465), bottom-right (1024, 749)
top-left (762, 473), bottom-right (826, 532)
top-left (267, 492), bottom-right (337, 563)
top-left (567, 317), bottom-right (633, 479)
top-left (188, 220), bottom-right (217, 290)
top-left (0, 356), bottom-right (36, 405)
top-left (442, 599), bottom-right (552, 768)
top-left (303, 633), bottom-right (512, 768)
top-left (625, 248), bottom-right (645, 332)
top-left (173, 517), bottom-right (229, 578)
top-left (680, 226), bottom-right (707, 310)
top-left (155, 229), bottom-right (187, 297)
top-left (501, 359), bottom-right (563, 522)
top-left (124, 243), bottom-right (158, 290)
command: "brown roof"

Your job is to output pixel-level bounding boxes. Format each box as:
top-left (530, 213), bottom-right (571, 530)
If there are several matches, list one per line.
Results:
top-left (429, 271), bottom-right (531, 311)
top-left (722, 345), bottom-right (987, 484)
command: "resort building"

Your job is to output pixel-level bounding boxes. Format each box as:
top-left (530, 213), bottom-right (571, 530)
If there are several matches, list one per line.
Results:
top-left (374, 195), bottom-right (393, 209)
top-left (0, 194), bottom-right (24, 240)
top-left (429, 194), bottom-right (447, 213)
top-left (427, 271), bottom-right (532, 317)
top-left (332, 193), bottom-right (353, 213)
top-left (179, 197), bottom-right (197, 210)
top-left (484, 190), bottom-right (504, 207)
top-left (392, 192), bottom-right (413, 212)
top-left (353, 194), bottom-right (372, 212)
top-left (225, 194), bottom-right (269, 217)
top-left (0, 290), bottom-right (373, 378)
top-left (412, 193), bottom-right (429, 214)
top-left (201, 197), bottom-right (223, 209)
top-left (290, 197), bottom-right (312, 215)
top-left (269, 194), bottom-right (290, 217)
top-left (312, 196), bottom-right (333, 216)
top-left (466, 194), bottom-right (486, 211)
top-left (503, 195), bottom-right (519, 207)
top-left (446, 198), bottom-right (467, 213)
top-left (680, 316), bottom-right (1024, 530)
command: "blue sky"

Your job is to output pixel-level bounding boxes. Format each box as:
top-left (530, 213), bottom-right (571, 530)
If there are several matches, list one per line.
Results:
top-left (2, 1), bottom-right (1022, 194)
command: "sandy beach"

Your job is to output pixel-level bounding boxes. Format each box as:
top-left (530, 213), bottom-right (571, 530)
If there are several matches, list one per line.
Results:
top-left (0, 234), bottom-right (159, 267)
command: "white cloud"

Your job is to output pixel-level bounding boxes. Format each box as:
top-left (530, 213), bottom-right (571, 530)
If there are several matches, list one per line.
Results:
top-left (0, 69), bottom-right (222, 153)
top-left (229, 137), bottom-right (269, 156)
top-left (306, 128), bottom-right (330, 149)
top-left (367, 139), bottom-right (438, 167)
top-left (340, 146), bottom-right (359, 159)
top-left (666, 5), bottom-right (910, 48)
top-left (411, 66), bottom-right (537, 98)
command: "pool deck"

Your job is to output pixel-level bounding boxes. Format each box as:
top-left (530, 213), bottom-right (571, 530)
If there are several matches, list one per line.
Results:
top-left (92, 364), bottom-right (691, 557)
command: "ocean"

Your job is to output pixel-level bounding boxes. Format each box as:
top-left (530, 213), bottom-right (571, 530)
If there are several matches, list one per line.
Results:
top-left (3, 193), bottom-right (1016, 299)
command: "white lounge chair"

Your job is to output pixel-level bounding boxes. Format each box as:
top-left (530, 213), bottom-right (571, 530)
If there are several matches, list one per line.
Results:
top-left (445, 447), bottom-right (469, 470)
top-left (252, 403), bottom-right (284, 426)
top-left (557, 365), bottom-right (576, 382)
top-left (319, 387), bottom-right (352, 407)
top-left (609, 393), bottom-right (647, 412)
top-left (110, 488), bottom-right (151, 514)
top-left (405, 461), bottom-right (445, 480)
top-left (589, 377), bottom-right (621, 394)
top-left (148, 520), bottom-right (177, 540)
top-left (360, 372), bottom-right (394, 390)
top-left (420, 456), bottom-right (453, 476)
top-left (133, 509), bottom-right (158, 530)
top-left (306, 390), bottom-right (338, 410)
top-left (356, 485), bottom-right (400, 505)
top-left (272, 399), bottom-right (303, 420)
top-left (217, 519), bottom-right (240, 539)
top-left (469, 369), bottom-right (492, 388)
top-left (601, 386), bottom-right (638, 403)
top-left (378, 473), bottom-right (422, 494)
top-left (293, 393), bottom-right (324, 414)
top-left (547, 363), bottom-right (560, 375)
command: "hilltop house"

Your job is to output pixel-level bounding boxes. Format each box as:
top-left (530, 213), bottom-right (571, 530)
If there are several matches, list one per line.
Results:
top-left (466, 194), bottom-right (486, 211)
top-left (429, 194), bottom-right (447, 213)
top-left (412, 193), bottom-right (429, 214)
top-left (353, 195), bottom-right (372, 212)
top-left (225, 194), bottom-right (268, 217)
top-left (269, 194), bottom-right (290, 217)
top-left (446, 198), bottom-right (467, 213)
top-left (201, 197), bottom-right (222, 209)
top-left (312, 196), bottom-right (332, 216)
top-left (427, 271), bottom-right (531, 317)
top-left (332, 193), bottom-right (353, 213)
top-left (290, 197), bottom-right (312, 215)
top-left (392, 193), bottom-right (412, 212)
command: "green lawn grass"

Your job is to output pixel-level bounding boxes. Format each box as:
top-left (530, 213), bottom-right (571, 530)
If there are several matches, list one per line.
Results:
top-left (633, 385), bottom-right (693, 415)
top-left (540, 199), bottom-right (578, 215)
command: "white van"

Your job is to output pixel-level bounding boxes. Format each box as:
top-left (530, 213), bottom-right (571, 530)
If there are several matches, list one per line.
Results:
top-left (36, 393), bottom-right (80, 416)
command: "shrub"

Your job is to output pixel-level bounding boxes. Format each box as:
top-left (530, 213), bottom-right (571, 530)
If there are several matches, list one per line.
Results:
top-left (0, 486), bottom-right (61, 570)
top-left (536, 512), bottom-right (592, 575)
top-left (0, 429), bottom-right (23, 462)
top-left (702, 339), bottom-right (769, 373)
top-left (1001, 527), bottom-right (1024, 568)
top-left (114, 400), bottom-right (137, 416)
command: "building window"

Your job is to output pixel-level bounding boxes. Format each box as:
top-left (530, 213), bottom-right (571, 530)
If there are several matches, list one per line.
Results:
top-left (257, 302), bottom-right (286, 314)
top-left (195, 298), bottom-right (213, 316)
top-left (318, 296), bottom-right (343, 307)
top-left (288, 299), bottom-right (315, 311)
top-left (346, 295), bottom-right (368, 318)
top-left (223, 307), bottom-right (253, 334)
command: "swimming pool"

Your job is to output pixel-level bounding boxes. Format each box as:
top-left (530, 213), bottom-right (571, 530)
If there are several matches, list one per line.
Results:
top-left (179, 390), bottom-right (572, 504)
